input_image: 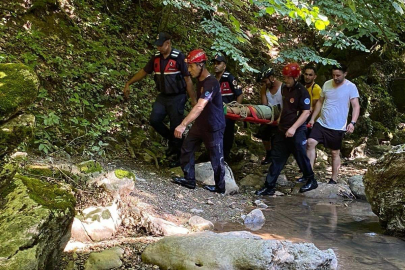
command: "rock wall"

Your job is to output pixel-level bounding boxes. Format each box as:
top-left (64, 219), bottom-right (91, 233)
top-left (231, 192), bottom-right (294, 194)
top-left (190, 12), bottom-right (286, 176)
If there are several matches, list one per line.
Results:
top-left (363, 145), bottom-right (405, 236)
top-left (0, 170), bottom-right (75, 270)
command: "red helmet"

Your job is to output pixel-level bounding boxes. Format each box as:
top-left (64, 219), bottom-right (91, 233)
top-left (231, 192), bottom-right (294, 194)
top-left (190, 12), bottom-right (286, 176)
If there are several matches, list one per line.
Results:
top-left (185, 49), bottom-right (207, 64)
top-left (282, 63), bottom-right (301, 78)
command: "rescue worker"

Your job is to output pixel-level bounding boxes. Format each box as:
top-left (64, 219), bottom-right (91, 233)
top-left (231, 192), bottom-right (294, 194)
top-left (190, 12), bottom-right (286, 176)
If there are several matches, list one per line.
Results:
top-left (256, 63), bottom-right (318, 196)
top-left (123, 32), bottom-right (196, 166)
top-left (255, 66), bottom-right (283, 165)
top-left (212, 53), bottom-right (243, 161)
top-left (172, 49), bottom-right (226, 194)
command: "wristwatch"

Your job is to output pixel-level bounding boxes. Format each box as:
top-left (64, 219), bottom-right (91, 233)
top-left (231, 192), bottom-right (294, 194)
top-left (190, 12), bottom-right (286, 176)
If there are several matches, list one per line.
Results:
top-left (350, 121), bottom-right (356, 126)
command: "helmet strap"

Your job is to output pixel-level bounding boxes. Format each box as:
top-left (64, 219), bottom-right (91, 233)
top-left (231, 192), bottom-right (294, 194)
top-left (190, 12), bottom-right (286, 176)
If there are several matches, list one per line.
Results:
top-left (196, 62), bottom-right (204, 79)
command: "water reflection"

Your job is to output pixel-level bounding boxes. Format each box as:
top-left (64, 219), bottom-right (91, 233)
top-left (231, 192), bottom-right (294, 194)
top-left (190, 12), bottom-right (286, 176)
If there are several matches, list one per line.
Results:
top-left (214, 196), bottom-right (405, 270)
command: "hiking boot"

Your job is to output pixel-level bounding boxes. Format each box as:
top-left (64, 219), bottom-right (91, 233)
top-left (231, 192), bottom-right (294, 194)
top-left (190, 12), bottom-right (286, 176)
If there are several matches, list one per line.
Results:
top-left (328, 179), bottom-right (337, 184)
top-left (299, 178), bottom-right (318, 193)
top-left (171, 177), bottom-right (196, 189)
top-left (255, 186), bottom-right (275, 196)
top-left (203, 185), bottom-right (225, 194)
top-left (296, 177), bottom-right (306, 183)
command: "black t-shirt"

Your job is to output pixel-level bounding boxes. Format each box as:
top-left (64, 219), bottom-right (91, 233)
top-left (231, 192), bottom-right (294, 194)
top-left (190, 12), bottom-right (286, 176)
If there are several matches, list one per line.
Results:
top-left (195, 75), bottom-right (225, 132)
top-left (219, 72), bottom-right (243, 104)
top-left (143, 49), bottom-right (189, 93)
top-left (278, 82), bottom-right (310, 132)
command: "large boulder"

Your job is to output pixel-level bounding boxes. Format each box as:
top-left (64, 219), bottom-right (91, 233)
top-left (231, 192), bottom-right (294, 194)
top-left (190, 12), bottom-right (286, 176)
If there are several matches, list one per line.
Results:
top-left (0, 63), bottom-right (39, 122)
top-left (0, 114), bottom-right (35, 159)
top-left (363, 145), bottom-right (405, 236)
top-left (142, 231), bottom-right (337, 269)
top-left (0, 173), bottom-right (75, 270)
top-left (194, 162), bottom-right (239, 195)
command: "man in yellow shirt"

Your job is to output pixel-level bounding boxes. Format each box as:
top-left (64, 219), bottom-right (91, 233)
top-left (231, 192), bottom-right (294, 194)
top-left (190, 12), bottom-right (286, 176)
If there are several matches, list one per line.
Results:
top-left (296, 65), bottom-right (322, 183)
top-left (303, 65), bottom-right (322, 114)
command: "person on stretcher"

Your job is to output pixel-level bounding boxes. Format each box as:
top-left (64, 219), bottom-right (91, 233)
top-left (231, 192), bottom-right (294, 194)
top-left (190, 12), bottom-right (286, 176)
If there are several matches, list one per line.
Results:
top-left (224, 102), bottom-right (281, 122)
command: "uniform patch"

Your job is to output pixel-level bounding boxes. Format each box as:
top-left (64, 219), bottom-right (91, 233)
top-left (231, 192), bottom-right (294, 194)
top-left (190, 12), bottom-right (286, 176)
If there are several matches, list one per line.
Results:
top-left (205, 91), bottom-right (210, 97)
top-left (304, 98), bottom-right (310, 105)
top-left (232, 80), bottom-right (237, 85)
top-left (290, 98), bottom-right (294, 103)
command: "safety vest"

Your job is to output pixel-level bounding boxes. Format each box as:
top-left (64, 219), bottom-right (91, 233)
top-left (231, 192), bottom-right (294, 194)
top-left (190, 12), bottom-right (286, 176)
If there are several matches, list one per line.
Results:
top-left (153, 49), bottom-right (186, 95)
top-left (220, 72), bottom-right (233, 97)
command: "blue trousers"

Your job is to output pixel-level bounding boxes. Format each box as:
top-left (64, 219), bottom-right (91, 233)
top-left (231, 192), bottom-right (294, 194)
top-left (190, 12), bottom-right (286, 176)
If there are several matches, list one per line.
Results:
top-left (149, 93), bottom-right (186, 153)
top-left (265, 129), bottom-right (314, 188)
top-left (180, 126), bottom-right (225, 191)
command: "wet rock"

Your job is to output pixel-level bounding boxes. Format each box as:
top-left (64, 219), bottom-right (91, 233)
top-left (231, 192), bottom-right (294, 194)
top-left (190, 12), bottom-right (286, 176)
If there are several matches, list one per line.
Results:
top-left (243, 209), bottom-right (265, 225)
top-left (142, 231), bottom-right (337, 269)
top-left (364, 145), bottom-right (405, 236)
top-left (0, 173), bottom-right (75, 269)
top-left (254, 200), bottom-right (268, 209)
top-left (188, 216), bottom-right (214, 231)
top-left (348, 175), bottom-right (367, 200)
top-left (301, 183), bottom-right (354, 199)
top-left (84, 247), bottom-right (124, 270)
top-left (194, 162), bottom-right (239, 195)
top-left (274, 191), bottom-right (285, 196)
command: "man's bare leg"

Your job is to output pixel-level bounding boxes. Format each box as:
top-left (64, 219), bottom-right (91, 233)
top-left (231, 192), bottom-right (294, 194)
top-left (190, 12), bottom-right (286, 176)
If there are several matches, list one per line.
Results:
top-left (331, 149), bottom-right (341, 182)
top-left (306, 138), bottom-right (319, 169)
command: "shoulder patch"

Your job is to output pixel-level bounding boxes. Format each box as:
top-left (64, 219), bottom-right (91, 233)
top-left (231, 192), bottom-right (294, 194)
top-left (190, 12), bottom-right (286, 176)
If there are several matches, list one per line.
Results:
top-left (304, 98), bottom-right (310, 105)
top-left (232, 79), bottom-right (238, 86)
top-left (170, 49), bottom-right (180, 58)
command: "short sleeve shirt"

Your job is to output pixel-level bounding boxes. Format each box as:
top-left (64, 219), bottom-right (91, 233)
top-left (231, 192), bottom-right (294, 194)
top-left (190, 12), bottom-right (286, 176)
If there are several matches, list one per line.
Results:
top-left (317, 79), bottom-right (360, 131)
top-left (195, 75), bottom-right (226, 132)
top-left (143, 49), bottom-right (189, 93)
top-left (278, 82), bottom-right (311, 132)
top-left (219, 72), bottom-right (243, 104)
top-left (306, 83), bottom-right (322, 107)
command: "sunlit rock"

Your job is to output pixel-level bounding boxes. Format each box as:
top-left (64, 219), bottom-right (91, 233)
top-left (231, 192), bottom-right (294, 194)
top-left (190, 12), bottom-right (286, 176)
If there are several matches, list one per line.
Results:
top-left (142, 231), bottom-right (338, 269)
top-left (364, 145), bottom-right (405, 236)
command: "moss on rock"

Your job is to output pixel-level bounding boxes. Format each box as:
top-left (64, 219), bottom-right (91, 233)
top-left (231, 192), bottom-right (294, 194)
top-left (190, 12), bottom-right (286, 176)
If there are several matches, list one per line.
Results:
top-left (0, 173), bottom-right (75, 269)
top-left (0, 63), bottom-right (39, 122)
top-left (0, 114), bottom-right (35, 158)
top-left (114, 169), bottom-right (136, 181)
top-left (77, 160), bottom-right (103, 174)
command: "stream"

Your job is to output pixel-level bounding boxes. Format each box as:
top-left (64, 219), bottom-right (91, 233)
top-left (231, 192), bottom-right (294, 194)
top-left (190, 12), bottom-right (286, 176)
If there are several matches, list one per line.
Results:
top-left (214, 196), bottom-right (405, 270)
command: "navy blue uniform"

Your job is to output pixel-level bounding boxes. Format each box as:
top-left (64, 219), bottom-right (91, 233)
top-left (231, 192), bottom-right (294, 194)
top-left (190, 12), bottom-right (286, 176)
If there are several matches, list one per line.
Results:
top-left (180, 75), bottom-right (226, 191)
top-left (219, 72), bottom-right (242, 161)
top-left (144, 49), bottom-right (189, 154)
top-left (265, 82), bottom-right (314, 188)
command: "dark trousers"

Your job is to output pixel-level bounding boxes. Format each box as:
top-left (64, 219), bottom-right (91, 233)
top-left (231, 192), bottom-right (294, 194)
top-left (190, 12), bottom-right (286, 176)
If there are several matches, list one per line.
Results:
top-left (149, 93), bottom-right (186, 153)
top-left (265, 129), bottom-right (314, 188)
top-left (180, 126), bottom-right (225, 191)
top-left (223, 118), bottom-right (235, 161)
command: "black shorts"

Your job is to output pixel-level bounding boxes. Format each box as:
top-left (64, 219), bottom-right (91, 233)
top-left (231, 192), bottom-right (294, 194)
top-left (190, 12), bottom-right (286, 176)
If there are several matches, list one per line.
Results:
top-left (309, 122), bottom-right (345, 150)
top-left (254, 124), bottom-right (279, 142)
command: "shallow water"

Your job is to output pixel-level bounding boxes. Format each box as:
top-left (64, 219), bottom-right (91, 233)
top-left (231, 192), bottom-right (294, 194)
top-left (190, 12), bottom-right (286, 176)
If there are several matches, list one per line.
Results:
top-left (214, 196), bottom-right (405, 270)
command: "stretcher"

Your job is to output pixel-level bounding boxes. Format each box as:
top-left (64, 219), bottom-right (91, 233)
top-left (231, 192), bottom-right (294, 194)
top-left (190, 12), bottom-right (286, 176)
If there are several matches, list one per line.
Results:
top-left (225, 105), bottom-right (278, 125)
